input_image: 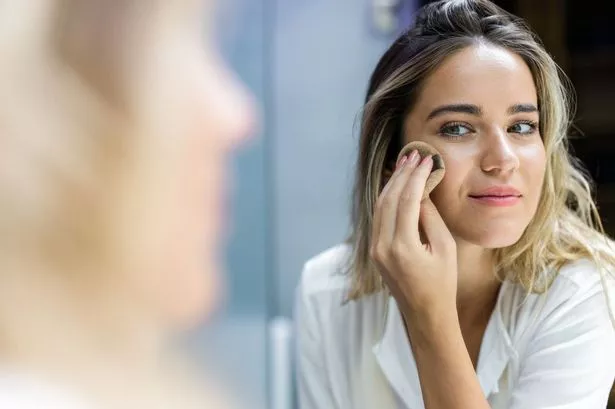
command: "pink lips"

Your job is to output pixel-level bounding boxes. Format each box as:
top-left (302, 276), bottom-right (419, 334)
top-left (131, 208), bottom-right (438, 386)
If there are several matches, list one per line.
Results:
top-left (469, 185), bottom-right (522, 207)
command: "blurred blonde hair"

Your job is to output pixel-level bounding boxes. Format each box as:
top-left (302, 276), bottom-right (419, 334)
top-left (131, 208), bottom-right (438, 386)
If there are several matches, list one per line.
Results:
top-left (347, 0), bottom-right (615, 316)
top-left (0, 1), bottom-right (232, 408)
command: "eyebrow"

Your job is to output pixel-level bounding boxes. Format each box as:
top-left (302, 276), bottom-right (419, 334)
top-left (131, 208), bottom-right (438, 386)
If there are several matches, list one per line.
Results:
top-left (507, 103), bottom-right (539, 115)
top-left (426, 103), bottom-right (539, 121)
top-left (427, 104), bottom-right (481, 120)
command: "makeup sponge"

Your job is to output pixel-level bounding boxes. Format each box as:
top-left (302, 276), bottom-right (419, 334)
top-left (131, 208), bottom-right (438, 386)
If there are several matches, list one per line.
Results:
top-left (397, 141), bottom-right (445, 200)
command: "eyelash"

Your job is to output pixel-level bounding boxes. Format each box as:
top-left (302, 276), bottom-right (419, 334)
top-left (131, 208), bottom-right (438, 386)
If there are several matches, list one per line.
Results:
top-left (438, 120), bottom-right (539, 140)
top-left (512, 120), bottom-right (539, 135)
top-left (438, 121), bottom-right (473, 140)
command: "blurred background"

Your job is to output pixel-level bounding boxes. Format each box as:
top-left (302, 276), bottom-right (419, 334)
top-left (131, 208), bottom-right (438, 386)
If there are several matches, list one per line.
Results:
top-left (194, 0), bottom-right (615, 408)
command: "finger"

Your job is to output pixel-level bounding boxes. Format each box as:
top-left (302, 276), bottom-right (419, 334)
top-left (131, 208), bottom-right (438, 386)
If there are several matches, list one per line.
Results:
top-left (420, 197), bottom-right (454, 252)
top-left (374, 150), bottom-right (421, 245)
top-left (395, 155), bottom-right (434, 245)
top-left (373, 151), bottom-right (419, 243)
top-left (382, 148), bottom-right (421, 196)
top-left (371, 160), bottom-right (400, 250)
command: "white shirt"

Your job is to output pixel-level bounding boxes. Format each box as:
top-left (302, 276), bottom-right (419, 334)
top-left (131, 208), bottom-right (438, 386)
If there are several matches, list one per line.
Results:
top-left (295, 244), bottom-right (615, 409)
top-left (0, 372), bottom-right (91, 409)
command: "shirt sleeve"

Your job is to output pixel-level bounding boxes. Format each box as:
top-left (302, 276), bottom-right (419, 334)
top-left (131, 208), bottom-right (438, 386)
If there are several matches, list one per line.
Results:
top-left (294, 265), bottom-right (338, 409)
top-left (508, 272), bottom-right (615, 409)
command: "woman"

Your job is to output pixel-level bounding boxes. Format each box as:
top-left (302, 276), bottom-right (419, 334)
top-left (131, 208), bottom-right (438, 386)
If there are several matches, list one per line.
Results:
top-left (296, 0), bottom-right (615, 408)
top-left (0, 1), bottom-right (253, 408)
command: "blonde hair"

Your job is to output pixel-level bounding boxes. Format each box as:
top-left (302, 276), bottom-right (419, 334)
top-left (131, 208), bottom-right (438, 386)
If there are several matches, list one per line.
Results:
top-left (346, 0), bottom-right (615, 309)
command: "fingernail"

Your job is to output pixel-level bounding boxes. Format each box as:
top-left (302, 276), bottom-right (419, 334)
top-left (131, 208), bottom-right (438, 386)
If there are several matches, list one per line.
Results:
top-left (421, 155), bottom-right (433, 168)
top-left (397, 155), bottom-right (408, 169)
top-left (408, 150), bottom-right (420, 167)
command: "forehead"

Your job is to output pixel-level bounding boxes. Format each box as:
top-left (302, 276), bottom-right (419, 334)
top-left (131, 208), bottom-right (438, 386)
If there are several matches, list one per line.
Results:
top-left (415, 43), bottom-right (537, 113)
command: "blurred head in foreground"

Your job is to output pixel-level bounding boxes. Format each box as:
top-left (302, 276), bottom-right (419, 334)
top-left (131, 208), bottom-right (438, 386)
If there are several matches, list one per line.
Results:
top-left (0, 0), bottom-right (253, 407)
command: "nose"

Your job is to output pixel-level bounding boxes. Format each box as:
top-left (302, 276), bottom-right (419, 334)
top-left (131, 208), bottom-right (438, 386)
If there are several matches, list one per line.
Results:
top-left (480, 127), bottom-right (519, 176)
top-left (205, 56), bottom-right (257, 149)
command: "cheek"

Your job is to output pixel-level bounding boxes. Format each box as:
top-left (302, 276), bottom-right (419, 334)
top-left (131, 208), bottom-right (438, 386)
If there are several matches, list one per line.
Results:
top-left (128, 88), bottom-right (225, 327)
top-left (155, 59), bottom-right (250, 326)
top-left (429, 153), bottom-right (470, 206)
top-left (164, 103), bottom-right (224, 326)
top-left (430, 180), bottom-right (463, 232)
top-left (520, 144), bottom-right (547, 192)
top-left (127, 41), bottom-right (253, 327)
top-left (517, 143), bottom-right (547, 216)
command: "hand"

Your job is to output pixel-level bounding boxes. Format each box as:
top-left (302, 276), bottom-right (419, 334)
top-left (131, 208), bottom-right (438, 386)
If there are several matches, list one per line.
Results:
top-left (370, 149), bottom-right (457, 318)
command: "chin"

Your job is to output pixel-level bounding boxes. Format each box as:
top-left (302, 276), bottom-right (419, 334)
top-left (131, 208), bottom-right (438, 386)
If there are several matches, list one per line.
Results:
top-left (479, 234), bottom-right (524, 249)
top-left (168, 284), bottom-right (218, 330)
top-left (164, 261), bottom-right (223, 330)
top-left (456, 223), bottom-right (528, 249)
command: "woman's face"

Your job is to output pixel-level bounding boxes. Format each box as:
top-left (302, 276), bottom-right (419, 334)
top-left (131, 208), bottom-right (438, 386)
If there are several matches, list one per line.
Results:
top-left (124, 2), bottom-right (255, 327)
top-left (402, 44), bottom-right (546, 249)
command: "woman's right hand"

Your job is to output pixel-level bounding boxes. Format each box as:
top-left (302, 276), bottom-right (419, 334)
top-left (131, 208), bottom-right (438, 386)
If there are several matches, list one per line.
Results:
top-left (370, 150), bottom-right (458, 319)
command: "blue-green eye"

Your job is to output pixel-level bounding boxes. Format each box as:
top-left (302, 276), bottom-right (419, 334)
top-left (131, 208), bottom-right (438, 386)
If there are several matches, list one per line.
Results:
top-left (509, 121), bottom-right (537, 135)
top-left (440, 123), bottom-right (472, 138)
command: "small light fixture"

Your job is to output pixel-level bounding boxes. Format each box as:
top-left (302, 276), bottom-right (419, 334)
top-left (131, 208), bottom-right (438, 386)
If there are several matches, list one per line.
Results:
top-left (371, 0), bottom-right (402, 35)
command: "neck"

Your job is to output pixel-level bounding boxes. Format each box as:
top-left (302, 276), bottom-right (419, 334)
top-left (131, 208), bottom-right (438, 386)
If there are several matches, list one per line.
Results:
top-left (0, 261), bottom-right (213, 409)
top-left (454, 241), bottom-right (501, 325)
top-left (0, 261), bottom-right (167, 373)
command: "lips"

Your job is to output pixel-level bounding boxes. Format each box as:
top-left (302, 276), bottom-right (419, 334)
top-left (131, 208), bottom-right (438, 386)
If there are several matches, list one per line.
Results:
top-left (469, 194), bottom-right (520, 199)
top-left (468, 186), bottom-right (522, 207)
top-left (469, 196), bottom-right (521, 207)
top-left (469, 186), bottom-right (522, 198)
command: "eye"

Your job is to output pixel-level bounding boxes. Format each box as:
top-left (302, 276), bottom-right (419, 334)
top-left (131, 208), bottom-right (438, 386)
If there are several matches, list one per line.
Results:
top-left (439, 122), bottom-right (473, 139)
top-left (508, 121), bottom-right (538, 135)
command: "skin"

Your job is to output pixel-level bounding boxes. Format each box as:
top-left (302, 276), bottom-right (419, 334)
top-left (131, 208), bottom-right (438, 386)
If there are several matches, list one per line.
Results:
top-left (370, 43), bottom-right (546, 408)
top-left (0, 2), bottom-right (255, 405)
top-left (121, 1), bottom-right (255, 329)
